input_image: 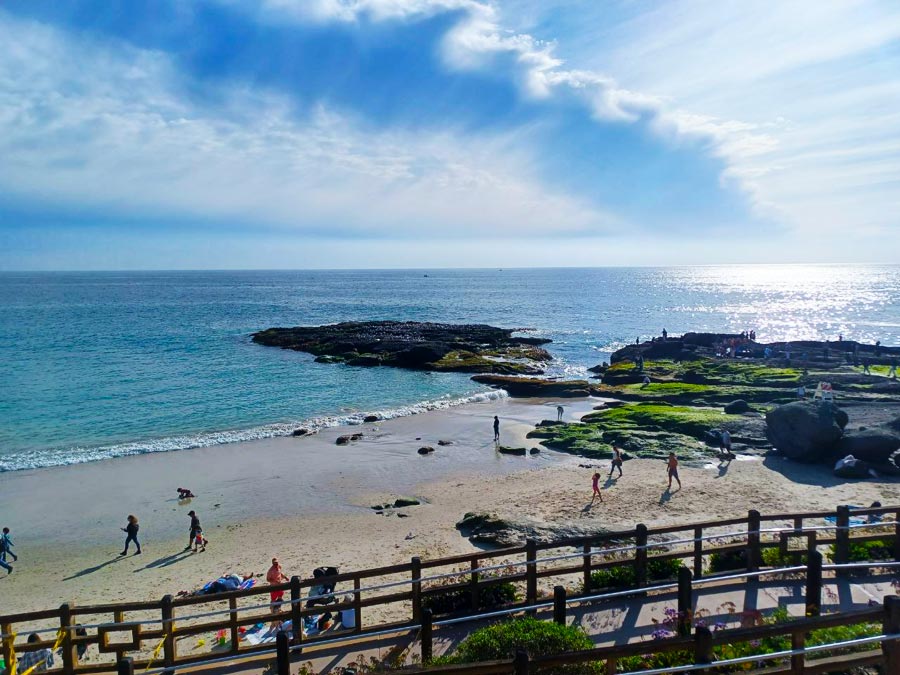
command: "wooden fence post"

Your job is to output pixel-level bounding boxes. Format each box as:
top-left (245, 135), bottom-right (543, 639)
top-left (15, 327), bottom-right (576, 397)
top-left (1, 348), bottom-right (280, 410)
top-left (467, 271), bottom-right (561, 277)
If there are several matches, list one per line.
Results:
top-left (290, 576), bottom-right (303, 643)
top-left (526, 540), bottom-right (538, 609)
top-left (470, 558), bottom-right (480, 612)
top-left (411, 557), bottom-right (423, 623)
top-left (160, 594), bottom-right (175, 667)
top-left (553, 586), bottom-right (566, 625)
top-left (834, 505), bottom-right (850, 576)
top-left (693, 625), bottom-right (713, 674)
top-left (59, 603), bottom-right (76, 675)
top-left (228, 596), bottom-right (239, 653)
top-left (1, 622), bottom-right (14, 675)
top-left (116, 656), bottom-right (134, 675)
top-left (677, 567), bottom-right (693, 637)
top-left (275, 631), bottom-right (290, 675)
top-left (353, 577), bottom-right (362, 633)
top-left (805, 550), bottom-right (822, 617)
top-left (693, 526), bottom-right (704, 579)
top-left (894, 509), bottom-right (900, 562)
top-left (582, 543), bottom-right (592, 593)
top-left (747, 510), bottom-right (761, 572)
top-left (420, 608), bottom-right (433, 663)
top-left (634, 525), bottom-right (648, 588)
top-left (883, 595), bottom-right (900, 672)
top-left (791, 630), bottom-right (806, 674)
top-left (513, 648), bottom-right (529, 675)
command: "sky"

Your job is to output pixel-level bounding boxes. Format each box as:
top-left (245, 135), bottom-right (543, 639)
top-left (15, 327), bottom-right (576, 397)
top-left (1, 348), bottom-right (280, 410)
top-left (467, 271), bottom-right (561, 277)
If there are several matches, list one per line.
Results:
top-left (1, 0), bottom-right (898, 270)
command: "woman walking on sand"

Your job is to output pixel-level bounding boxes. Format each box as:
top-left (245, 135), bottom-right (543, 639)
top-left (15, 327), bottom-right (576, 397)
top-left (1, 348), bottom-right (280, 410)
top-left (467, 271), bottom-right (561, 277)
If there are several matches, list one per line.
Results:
top-left (666, 453), bottom-right (681, 490)
top-left (591, 472), bottom-right (603, 502)
top-left (120, 515), bottom-right (141, 556)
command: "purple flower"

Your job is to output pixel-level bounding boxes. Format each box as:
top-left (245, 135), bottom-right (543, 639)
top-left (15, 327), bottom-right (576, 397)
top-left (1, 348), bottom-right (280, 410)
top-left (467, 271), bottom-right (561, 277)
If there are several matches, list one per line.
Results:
top-left (651, 629), bottom-right (672, 641)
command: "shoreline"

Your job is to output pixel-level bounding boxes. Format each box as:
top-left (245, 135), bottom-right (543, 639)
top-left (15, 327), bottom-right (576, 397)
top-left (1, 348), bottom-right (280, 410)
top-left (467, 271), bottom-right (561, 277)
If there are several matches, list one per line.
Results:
top-left (2, 391), bottom-right (899, 618)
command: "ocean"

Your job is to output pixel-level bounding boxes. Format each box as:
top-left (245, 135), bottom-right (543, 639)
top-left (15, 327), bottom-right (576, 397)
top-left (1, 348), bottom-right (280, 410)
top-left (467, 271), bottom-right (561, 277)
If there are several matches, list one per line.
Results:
top-left (2, 265), bottom-right (899, 472)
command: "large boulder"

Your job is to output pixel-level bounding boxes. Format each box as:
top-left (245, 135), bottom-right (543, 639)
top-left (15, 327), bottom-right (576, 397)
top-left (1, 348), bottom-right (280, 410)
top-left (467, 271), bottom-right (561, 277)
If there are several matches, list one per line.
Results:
top-left (836, 431), bottom-right (900, 463)
top-left (765, 401), bottom-right (847, 462)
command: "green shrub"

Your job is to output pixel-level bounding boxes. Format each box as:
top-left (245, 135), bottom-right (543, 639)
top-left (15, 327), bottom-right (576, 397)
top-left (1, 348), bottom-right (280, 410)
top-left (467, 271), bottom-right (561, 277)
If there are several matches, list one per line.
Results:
top-left (829, 537), bottom-right (894, 563)
top-left (585, 558), bottom-right (683, 590)
top-left (433, 616), bottom-right (600, 674)
top-left (421, 576), bottom-right (517, 615)
top-left (709, 546), bottom-right (807, 573)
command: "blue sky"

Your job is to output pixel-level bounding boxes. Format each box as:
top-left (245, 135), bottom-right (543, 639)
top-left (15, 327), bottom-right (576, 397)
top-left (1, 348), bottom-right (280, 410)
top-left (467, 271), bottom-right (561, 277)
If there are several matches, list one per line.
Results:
top-left (1, 0), bottom-right (898, 269)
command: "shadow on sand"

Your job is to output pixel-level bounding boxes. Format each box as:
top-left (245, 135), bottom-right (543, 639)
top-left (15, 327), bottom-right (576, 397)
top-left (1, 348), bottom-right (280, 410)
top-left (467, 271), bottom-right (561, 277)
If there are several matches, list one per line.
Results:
top-left (63, 556), bottom-right (126, 580)
top-left (136, 550), bottom-right (193, 572)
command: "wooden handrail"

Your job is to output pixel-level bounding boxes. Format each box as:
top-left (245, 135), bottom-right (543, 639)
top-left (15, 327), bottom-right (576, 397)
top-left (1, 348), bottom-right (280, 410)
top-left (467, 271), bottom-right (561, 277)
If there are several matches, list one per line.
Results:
top-left (3, 504), bottom-right (898, 675)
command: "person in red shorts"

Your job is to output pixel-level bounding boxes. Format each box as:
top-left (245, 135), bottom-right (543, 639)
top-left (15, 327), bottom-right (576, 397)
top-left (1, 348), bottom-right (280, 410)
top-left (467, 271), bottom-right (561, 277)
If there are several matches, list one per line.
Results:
top-left (267, 558), bottom-right (289, 629)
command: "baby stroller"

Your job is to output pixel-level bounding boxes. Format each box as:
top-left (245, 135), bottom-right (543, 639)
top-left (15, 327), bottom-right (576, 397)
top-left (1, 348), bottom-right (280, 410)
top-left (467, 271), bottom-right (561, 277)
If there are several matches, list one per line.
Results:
top-left (305, 566), bottom-right (339, 631)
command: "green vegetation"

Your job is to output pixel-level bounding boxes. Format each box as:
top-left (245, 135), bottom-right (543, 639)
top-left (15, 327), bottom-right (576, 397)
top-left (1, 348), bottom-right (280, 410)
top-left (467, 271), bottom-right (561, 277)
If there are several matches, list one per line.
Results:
top-left (707, 546), bottom-right (806, 573)
top-left (584, 558), bottom-right (684, 591)
top-left (618, 607), bottom-right (879, 672)
top-left (430, 350), bottom-right (536, 374)
top-left (431, 616), bottom-right (600, 674)
top-left (829, 537), bottom-right (894, 563)
top-left (421, 576), bottom-right (517, 616)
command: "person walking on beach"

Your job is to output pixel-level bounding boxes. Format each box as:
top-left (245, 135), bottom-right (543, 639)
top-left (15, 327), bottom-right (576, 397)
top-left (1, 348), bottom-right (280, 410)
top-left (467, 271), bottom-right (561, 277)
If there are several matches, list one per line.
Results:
top-left (267, 557), bottom-right (289, 628)
top-left (186, 510), bottom-right (206, 552)
top-left (666, 452), bottom-right (681, 490)
top-left (591, 472), bottom-right (603, 502)
top-left (0, 526), bottom-right (14, 574)
top-left (609, 445), bottom-right (623, 478)
top-left (556, 405), bottom-right (564, 421)
top-left (493, 416), bottom-right (500, 443)
top-left (120, 515), bottom-right (141, 556)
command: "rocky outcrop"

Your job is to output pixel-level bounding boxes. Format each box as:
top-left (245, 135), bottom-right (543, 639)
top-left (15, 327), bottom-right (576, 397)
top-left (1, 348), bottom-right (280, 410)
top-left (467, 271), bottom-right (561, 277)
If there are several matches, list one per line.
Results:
top-left (253, 321), bottom-right (551, 374)
top-left (471, 375), bottom-right (591, 397)
top-left (456, 512), bottom-right (609, 547)
top-left (417, 446), bottom-right (435, 455)
top-left (336, 433), bottom-right (363, 445)
top-left (724, 400), bottom-right (751, 414)
top-left (765, 401), bottom-right (848, 461)
top-left (835, 431), bottom-right (900, 463)
top-left (497, 446), bottom-right (540, 456)
top-left (372, 496), bottom-right (422, 510)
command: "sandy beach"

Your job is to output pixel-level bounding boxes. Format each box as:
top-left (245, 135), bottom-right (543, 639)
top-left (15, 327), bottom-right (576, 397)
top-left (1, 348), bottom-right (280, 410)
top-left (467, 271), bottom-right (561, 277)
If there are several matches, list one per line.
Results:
top-left (2, 394), bottom-right (899, 618)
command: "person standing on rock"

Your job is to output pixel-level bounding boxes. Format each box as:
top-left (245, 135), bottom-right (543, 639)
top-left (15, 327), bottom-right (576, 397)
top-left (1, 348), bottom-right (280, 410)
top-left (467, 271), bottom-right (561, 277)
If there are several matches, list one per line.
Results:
top-left (493, 416), bottom-right (500, 443)
top-left (666, 453), bottom-right (681, 490)
top-left (889, 358), bottom-right (897, 379)
top-left (556, 405), bottom-right (564, 421)
top-left (662, 328), bottom-right (668, 341)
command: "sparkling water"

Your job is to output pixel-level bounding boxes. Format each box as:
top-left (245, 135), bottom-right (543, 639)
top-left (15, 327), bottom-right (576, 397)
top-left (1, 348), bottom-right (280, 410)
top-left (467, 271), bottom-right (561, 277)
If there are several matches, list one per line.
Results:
top-left (1, 265), bottom-right (898, 471)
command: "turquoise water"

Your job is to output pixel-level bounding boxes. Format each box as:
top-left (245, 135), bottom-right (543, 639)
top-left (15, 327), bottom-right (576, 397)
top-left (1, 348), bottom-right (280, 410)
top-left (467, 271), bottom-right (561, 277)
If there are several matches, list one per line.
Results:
top-left (1, 265), bottom-right (899, 471)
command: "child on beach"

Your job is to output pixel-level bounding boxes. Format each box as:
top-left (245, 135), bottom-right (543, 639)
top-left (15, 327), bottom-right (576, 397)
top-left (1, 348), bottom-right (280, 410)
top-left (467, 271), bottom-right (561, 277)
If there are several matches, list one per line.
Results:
top-left (609, 446), bottom-right (623, 478)
top-left (493, 416), bottom-right (500, 443)
top-left (177, 487), bottom-right (196, 499)
top-left (0, 526), bottom-right (14, 574)
top-left (120, 515), bottom-right (141, 556)
top-left (666, 453), bottom-right (681, 490)
top-left (187, 510), bottom-right (206, 552)
top-left (591, 472), bottom-right (603, 502)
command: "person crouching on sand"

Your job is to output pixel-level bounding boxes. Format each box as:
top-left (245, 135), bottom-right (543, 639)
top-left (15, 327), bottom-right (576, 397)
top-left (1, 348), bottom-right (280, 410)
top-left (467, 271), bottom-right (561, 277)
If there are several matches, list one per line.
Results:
top-left (177, 487), bottom-right (196, 499)
top-left (591, 473), bottom-right (603, 502)
top-left (120, 515), bottom-right (141, 556)
top-left (666, 453), bottom-right (681, 490)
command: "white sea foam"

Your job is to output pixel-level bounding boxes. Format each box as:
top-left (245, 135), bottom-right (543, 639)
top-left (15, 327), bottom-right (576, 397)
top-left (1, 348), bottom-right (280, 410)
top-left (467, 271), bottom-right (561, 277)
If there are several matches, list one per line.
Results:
top-left (0, 389), bottom-right (508, 473)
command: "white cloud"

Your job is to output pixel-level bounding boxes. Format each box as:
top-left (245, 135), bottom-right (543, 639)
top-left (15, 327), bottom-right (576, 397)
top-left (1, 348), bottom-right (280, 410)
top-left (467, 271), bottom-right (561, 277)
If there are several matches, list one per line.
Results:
top-left (0, 10), bottom-right (615, 238)
top-left (259, 0), bottom-right (900, 239)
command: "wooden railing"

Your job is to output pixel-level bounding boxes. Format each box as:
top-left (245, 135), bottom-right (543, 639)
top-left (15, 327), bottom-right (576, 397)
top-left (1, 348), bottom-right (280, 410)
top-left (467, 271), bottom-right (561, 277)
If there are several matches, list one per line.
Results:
top-left (293, 600), bottom-right (900, 675)
top-left (3, 504), bottom-right (899, 675)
